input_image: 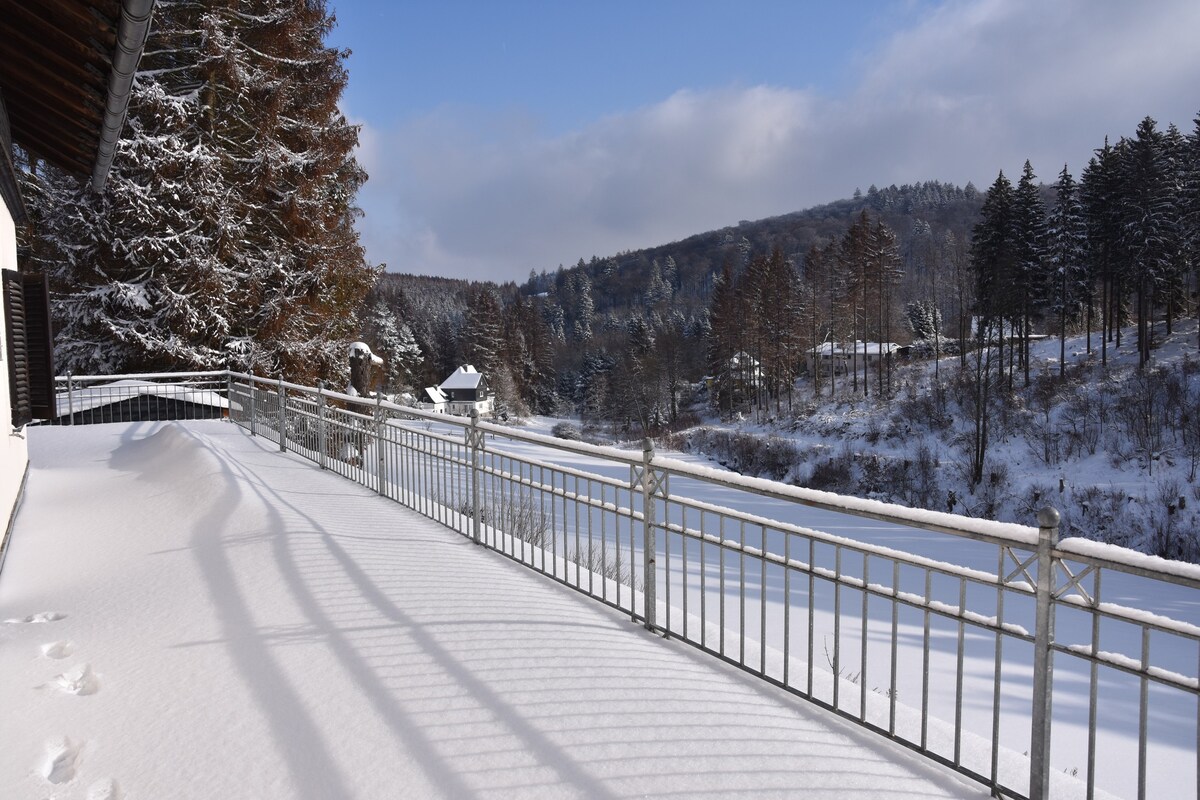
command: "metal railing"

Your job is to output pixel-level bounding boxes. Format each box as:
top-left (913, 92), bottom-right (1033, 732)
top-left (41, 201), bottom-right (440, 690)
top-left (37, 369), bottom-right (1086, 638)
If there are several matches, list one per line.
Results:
top-left (50, 372), bottom-right (229, 425)
top-left (53, 371), bottom-right (1200, 800)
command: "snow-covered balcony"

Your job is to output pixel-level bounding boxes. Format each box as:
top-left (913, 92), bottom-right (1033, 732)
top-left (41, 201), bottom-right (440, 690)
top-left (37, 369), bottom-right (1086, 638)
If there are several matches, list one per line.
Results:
top-left (2, 420), bottom-right (983, 799)
top-left (1, 372), bottom-right (1197, 800)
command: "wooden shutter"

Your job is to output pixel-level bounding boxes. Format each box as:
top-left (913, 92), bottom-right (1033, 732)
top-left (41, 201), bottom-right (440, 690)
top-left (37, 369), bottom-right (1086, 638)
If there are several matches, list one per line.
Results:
top-left (3, 270), bottom-right (55, 426)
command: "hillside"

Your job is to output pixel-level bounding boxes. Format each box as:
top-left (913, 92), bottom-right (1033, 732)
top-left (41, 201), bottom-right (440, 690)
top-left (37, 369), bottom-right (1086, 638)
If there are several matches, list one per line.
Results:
top-left (654, 319), bottom-right (1200, 561)
top-left (520, 180), bottom-right (984, 316)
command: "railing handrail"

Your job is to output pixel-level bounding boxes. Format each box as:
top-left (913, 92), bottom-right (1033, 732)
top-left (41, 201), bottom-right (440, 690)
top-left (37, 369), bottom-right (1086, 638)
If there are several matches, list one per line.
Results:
top-left (56, 370), bottom-right (228, 382)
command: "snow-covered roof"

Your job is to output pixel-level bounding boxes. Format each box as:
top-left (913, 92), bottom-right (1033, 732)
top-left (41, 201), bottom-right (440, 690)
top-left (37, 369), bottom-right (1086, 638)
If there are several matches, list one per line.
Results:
top-left (422, 386), bottom-right (448, 404)
top-left (728, 351), bottom-right (760, 368)
top-left (439, 365), bottom-right (483, 391)
top-left (815, 342), bottom-right (900, 356)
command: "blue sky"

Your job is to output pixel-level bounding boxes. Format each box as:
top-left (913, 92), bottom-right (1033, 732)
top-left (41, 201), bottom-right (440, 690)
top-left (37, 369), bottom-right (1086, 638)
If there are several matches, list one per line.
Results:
top-left (328, 0), bottom-right (1200, 283)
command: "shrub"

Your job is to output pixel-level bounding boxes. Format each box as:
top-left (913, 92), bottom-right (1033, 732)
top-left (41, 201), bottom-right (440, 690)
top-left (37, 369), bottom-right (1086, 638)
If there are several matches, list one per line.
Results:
top-left (551, 422), bottom-right (583, 441)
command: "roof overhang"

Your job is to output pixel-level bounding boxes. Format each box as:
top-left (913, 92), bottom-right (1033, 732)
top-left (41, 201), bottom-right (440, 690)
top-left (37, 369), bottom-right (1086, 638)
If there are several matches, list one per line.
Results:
top-left (0, 0), bottom-right (154, 194)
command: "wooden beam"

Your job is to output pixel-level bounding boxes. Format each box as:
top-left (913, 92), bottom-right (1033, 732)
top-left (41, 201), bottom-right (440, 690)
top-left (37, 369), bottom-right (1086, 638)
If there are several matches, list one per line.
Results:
top-left (0, 22), bottom-right (108, 90)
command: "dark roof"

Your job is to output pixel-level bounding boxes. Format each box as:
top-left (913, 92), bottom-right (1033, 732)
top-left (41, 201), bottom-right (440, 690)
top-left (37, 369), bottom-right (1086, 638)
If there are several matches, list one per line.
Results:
top-left (0, 0), bottom-right (153, 189)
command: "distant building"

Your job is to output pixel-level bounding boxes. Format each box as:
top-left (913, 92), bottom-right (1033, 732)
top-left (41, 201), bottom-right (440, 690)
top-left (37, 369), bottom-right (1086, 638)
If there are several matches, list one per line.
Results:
top-left (806, 342), bottom-right (900, 376)
top-left (426, 365), bottom-right (493, 417)
top-left (417, 386), bottom-right (448, 414)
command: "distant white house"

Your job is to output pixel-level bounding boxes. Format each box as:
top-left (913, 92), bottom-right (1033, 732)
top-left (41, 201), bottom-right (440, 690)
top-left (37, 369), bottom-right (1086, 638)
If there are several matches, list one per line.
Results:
top-left (417, 386), bottom-right (448, 414)
top-left (706, 351), bottom-right (765, 394)
top-left (426, 365), bottom-right (493, 417)
top-left (806, 342), bottom-right (900, 376)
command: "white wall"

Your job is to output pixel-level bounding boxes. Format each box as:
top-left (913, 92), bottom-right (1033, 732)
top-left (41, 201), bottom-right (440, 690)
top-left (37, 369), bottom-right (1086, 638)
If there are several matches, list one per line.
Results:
top-left (0, 205), bottom-right (29, 528)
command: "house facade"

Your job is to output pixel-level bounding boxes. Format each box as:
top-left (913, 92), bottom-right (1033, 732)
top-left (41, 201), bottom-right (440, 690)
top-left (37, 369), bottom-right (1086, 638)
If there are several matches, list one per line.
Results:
top-left (806, 341), bottom-right (900, 376)
top-left (435, 365), bottom-right (493, 417)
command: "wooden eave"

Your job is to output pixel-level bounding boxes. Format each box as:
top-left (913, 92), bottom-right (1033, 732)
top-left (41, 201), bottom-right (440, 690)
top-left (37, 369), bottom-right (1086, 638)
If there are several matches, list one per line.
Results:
top-left (0, 0), bottom-right (122, 178)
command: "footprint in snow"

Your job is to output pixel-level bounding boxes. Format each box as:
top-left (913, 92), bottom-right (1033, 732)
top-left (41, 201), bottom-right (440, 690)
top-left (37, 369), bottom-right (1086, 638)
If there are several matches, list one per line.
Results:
top-left (41, 641), bottom-right (74, 659)
top-left (42, 663), bottom-right (100, 696)
top-left (41, 736), bottom-right (81, 784)
top-left (88, 778), bottom-right (122, 800)
top-left (4, 611), bottom-right (67, 624)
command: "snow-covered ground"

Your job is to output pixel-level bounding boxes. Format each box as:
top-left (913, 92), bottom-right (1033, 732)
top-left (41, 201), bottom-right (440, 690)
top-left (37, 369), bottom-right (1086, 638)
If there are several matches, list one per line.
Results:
top-left (475, 412), bottom-right (1200, 800)
top-left (650, 320), bottom-right (1200, 559)
top-left (1, 421), bottom-right (998, 800)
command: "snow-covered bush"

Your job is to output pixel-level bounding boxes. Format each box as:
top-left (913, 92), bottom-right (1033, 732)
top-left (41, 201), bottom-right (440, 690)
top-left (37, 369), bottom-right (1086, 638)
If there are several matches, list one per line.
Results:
top-left (551, 422), bottom-right (583, 441)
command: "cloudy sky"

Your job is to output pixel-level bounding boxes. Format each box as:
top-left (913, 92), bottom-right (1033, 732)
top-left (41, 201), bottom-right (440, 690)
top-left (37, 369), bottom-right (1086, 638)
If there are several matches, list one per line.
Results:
top-left (329, 0), bottom-right (1200, 284)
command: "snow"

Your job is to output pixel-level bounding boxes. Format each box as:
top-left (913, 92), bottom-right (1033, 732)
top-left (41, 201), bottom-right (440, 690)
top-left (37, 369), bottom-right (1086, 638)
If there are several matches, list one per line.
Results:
top-left (452, 412), bottom-right (1200, 800)
top-left (0, 421), bottom-right (994, 799)
top-left (650, 454), bottom-right (1041, 546)
top-left (439, 365), bottom-right (484, 391)
top-left (1059, 536), bottom-right (1200, 583)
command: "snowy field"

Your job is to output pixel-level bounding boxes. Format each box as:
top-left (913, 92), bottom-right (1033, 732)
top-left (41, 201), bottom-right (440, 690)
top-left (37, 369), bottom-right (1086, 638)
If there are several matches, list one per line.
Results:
top-left (448, 413), bottom-right (1200, 800)
top-left (0, 421), bottom-right (998, 800)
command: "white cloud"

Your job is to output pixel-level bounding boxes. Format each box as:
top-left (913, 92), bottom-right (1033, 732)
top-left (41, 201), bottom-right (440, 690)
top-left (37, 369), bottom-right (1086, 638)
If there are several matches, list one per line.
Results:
top-left (353, 0), bottom-right (1200, 283)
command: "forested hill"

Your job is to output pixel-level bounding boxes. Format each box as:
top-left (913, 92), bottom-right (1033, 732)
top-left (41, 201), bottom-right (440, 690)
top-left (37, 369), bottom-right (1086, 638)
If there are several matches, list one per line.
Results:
top-left (520, 180), bottom-right (985, 315)
top-left (365, 180), bottom-right (986, 411)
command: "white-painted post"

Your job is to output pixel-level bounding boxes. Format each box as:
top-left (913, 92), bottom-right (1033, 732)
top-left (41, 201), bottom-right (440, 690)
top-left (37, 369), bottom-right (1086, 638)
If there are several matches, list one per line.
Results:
top-left (375, 392), bottom-right (385, 495)
top-left (642, 437), bottom-right (657, 631)
top-left (469, 410), bottom-right (482, 544)
top-left (67, 374), bottom-right (75, 425)
top-left (317, 381), bottom-right (327, 470)
top-left (247, 374), bottom-right (256, 436)
top-left (1029, 506), bottom-right (1060, 800)
top-left (277, 375), bottom-right (287, 452)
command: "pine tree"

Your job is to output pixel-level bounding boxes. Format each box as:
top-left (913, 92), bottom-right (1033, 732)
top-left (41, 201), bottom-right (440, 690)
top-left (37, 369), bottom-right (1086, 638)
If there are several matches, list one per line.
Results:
top-left (21, 0), bottom-right (376, 382)
top-left (1119, 117), bottom-right (1173, 367)
top-left (362, 300), bottom-right (421, 395)
top-left (1189, 112), bottom-right (1200, 341)
top-left (1080, 139), bottom-right (1124, 363)
top-left (1046, 165), bottom-right (1087, 377)
top-left (971, 171), bottom-right (1019, 383)
top-left (1013, 161), bottom-right (1048, 386)
top-left (706, 259), bottom-right (745, 415)
top-left (459, 286), bottom-right (503, 377)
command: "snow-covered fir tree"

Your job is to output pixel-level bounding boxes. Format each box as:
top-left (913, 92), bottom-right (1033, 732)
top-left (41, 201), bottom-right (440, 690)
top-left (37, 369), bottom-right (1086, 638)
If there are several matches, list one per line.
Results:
top-left (363, 299), bottom-right (421, 395)
top-left (20, 0), bottom-right (376, 382)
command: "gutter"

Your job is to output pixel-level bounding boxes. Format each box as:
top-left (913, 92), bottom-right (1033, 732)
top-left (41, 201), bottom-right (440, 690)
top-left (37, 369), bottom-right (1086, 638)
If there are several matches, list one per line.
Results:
top-left (90, 0), bottom-right (155, 193)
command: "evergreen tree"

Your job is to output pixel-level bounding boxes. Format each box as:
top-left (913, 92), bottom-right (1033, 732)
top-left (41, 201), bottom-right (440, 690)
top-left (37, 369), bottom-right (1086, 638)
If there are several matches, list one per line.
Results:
top-left (1013, 161), bottom-right (1048, 386)
top-left (1046, 165), bottom-right (1087, 377)
top-left (1189, 113), bottom-right (1200, 341)
top-left (971, 171), bottom-right (1019, 383)
top-left (21, 0), bottom-right (375, 382)
top-left (363, 300), bottom-right (421, 394)
top-left (1080, 139), bottom-right (1124, 362)
top-left (1119, 117), bottom-right (1173, 367)
top-left (459, 286), bottom-right (503, 377)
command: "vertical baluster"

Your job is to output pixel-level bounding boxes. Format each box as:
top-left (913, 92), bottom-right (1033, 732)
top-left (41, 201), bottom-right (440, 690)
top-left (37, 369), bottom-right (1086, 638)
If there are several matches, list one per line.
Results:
top-left (1030, 507), bottom-right (1060, 800)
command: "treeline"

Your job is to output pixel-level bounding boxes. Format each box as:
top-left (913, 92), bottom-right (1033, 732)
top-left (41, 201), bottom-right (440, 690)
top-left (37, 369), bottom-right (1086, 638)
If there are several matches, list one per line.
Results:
top-left (963, 114), bottom-right (1200, 485)
top-left (364, 111), bottom-right (1200, 444)
top-left (365, 181), bottom-right (983, 425)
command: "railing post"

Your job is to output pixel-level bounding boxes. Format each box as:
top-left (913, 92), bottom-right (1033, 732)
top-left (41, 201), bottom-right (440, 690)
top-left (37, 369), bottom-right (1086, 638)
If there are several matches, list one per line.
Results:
top-left (469, 410), bottom-right (483, 544)
top-left (277, 375), bottom-right (287, 452)
top-left (247, 374), bottom-right (256, 436)
top-left (317, 380), bottom-right (327, 470)
top-left (67, 374), bottom-right (75, 425)
top-left (1030, 505), bottom-right (1060, 800)
top-left (641, 437), bottom-right (658, 631)
top-left (375, 392), bottom-right (385, 496)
